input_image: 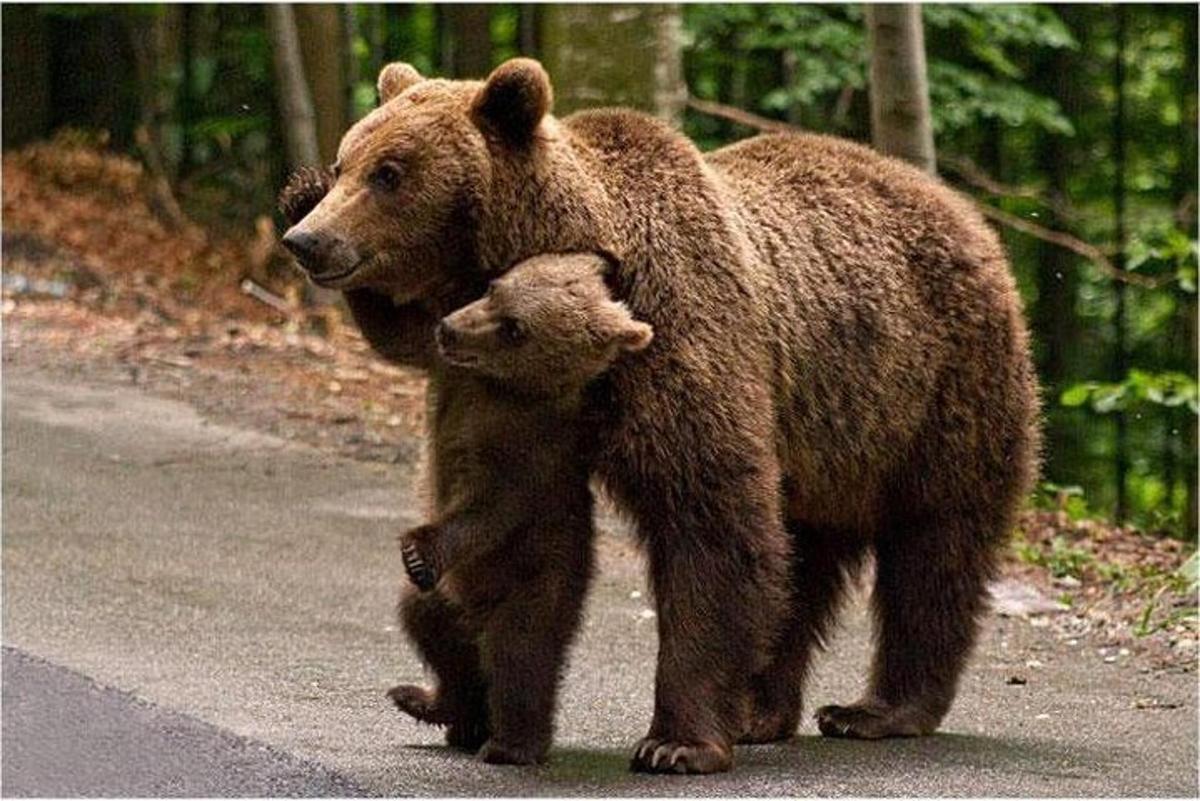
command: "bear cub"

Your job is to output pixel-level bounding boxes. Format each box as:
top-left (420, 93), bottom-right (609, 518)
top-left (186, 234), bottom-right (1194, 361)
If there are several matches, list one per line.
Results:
top-left (398, 251), bottom-right (652, 591)
top-left (391, 252), bottom-right (652, 765)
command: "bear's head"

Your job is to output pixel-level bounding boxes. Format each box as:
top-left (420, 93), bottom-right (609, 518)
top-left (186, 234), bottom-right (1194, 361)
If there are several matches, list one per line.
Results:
top-left (280, 58), bottom-right (593, 304)
top-left (435, 252), bottom-right (652, 395)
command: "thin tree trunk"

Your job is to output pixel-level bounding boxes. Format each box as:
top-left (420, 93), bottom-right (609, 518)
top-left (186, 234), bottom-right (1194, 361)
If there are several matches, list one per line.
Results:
top-left (128, 8), bottom-right (187, 229)
top-left (1033, 5), bottom-right (1083, 481)
top-left (1178, 5), bottom-right (1198, 538)
top-left (342, 4), bottom-right (360, 126)
top-left (1, 5), bottom-right (51, 147)
top-left (540, 4), bottom-right (685, 126)
top-left (1111, 5), bottom-right (1129, 524)
top-left (294, 4), bottom-right (348, 164)
top-left (179, 4), bottom-right (195, 177)
top-left (266, 3), bottom-right (320, 169)
top-left (864, 3), bottom-right (936, 173)
top-left (518, 4), bottom-right (539, 57)
top-left (443, 4), bottom-right (493, 78)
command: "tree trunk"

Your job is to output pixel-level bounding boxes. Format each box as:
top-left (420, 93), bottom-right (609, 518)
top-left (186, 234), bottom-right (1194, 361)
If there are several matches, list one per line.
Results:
top-left (1, 5), bottom-right (52, 147)
top-left (1032, 5), bottom-right (1083, 481)
top-left (1111, 5), bottom-right (1129, 524)
top-left (540, 4), bottom-right (685, 126)
top-left (864, 3), bottom-right (936, 173)
top-left (294, 4), bottom-right (348, 164)
top-left (443, 4), bottom-right (493, 78)
top-left (342, 4), bottom-right (361, 126)
top-left (518, 4), bottom-right (539, 57)
top-left (128, 7), bottom-right (186, 229)
top-left (1178, 5), bottom-right (1198, 538)
top-left (266, 3), bottom-right (320, 170)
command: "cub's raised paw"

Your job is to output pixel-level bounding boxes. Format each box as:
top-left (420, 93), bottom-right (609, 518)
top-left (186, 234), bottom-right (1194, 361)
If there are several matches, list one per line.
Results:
top-left (630, 737), bottom-right (732, 774)
top-left (399, 524), bottom-right (441, 591)
top-left (815, 702), bottom-right (934, 739)
top-left (478, 738), bottom-right (546, 766)
top-left (387, 684), bottom-right (454, 725)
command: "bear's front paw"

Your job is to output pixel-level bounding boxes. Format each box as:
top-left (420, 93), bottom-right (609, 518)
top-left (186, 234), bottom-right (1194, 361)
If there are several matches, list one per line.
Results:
top-left (399, 524), bottom-right (441, 591)
top-left (630, 737), bottom-right (732, 774)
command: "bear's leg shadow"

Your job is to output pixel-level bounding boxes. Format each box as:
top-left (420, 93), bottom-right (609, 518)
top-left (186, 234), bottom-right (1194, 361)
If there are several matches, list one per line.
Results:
top-left (628, 454), bottom-right (792, 774)
top-left (816, 509), bottom-right (998, 739)
top-left (391, 587), bottom-right (491, 751)
top-left (741, 522), bottom-right (868, 744)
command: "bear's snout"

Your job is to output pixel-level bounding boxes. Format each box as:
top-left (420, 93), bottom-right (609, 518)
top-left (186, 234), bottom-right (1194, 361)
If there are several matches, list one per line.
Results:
top-left (281, 228), bottom-right (362, 284)
top-left (281, 229), bottom-right (322, 269)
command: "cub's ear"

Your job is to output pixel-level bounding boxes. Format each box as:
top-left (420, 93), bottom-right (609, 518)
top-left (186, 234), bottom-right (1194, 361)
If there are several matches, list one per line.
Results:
top-left (616, 318), bottom-right (654, 353)
top-left (471, 58), bottom-right (553, 145)
top-left (378, 62), bottom-right (424, 104)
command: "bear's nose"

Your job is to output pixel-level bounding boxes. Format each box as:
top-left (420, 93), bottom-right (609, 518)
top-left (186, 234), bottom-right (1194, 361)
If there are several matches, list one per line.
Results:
top-left (281, 229), bottom-right (322, 272)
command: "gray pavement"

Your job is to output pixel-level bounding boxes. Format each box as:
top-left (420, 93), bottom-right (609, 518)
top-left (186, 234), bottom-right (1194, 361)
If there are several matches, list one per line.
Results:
top-left (2, 648), bottom-right (363, 797)
top-left (2, 365), bottom-right (1197, 796)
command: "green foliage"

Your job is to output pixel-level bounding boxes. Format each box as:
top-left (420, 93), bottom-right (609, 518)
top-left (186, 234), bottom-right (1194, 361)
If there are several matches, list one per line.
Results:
top-left (1034, 482), bottom-right (1091, 520)
top-left (1061, 370), bottom-right (1199, 415)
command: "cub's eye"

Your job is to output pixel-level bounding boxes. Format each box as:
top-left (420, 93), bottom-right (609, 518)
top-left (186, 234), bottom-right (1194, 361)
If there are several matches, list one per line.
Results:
top-left (368, 162), bottom-right (403, 192)
top-left (497, 317), bottom-right (527, 346)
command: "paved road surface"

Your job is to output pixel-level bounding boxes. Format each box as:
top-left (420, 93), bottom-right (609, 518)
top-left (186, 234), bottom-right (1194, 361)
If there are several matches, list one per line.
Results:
top-left (3, 365), bottom-right (1196, 796)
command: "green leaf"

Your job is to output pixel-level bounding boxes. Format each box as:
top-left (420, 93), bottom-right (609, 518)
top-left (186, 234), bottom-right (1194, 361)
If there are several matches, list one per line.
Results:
top-left (1060, 384), bottom-right (1094, 407)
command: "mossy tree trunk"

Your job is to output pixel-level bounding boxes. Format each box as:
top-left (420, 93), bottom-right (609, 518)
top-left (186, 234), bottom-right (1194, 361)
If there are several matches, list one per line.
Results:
top-left (539, 4), bottom-right (685, 126)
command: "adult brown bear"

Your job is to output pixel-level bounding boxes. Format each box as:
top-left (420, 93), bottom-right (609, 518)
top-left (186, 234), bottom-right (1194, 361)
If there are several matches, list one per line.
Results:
top-left (282, 58), bottom-right (1040, 774)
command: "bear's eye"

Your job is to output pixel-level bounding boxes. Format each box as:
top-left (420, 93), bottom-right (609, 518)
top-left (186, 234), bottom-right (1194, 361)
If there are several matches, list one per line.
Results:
top-left (368, 162), bottom-right (403, 192)
top-left (497, 317), bottom-right (527, 346)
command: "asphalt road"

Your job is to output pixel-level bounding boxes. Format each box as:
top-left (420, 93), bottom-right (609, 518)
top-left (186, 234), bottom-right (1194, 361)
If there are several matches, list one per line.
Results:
top-left (2, 364), bottom-right (1197, 796)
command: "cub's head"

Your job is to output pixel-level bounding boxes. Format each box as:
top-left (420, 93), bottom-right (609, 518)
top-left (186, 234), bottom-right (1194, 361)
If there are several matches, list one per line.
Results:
top-left (280, 58), bottom-right (555, 301)
top-left (436, 253), bottom-right (652, 394)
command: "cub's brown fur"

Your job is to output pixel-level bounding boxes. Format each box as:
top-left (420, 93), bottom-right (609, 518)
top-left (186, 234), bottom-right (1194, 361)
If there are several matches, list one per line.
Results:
top-left (391, 252), bottom-right (651, 765)
top-left (281, 58), bottom-right (1041, 774)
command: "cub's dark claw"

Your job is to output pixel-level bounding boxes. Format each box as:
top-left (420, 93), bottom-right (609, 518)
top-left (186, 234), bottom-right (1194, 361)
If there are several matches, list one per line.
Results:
top-left (401, 542), bottom-right (437, 590)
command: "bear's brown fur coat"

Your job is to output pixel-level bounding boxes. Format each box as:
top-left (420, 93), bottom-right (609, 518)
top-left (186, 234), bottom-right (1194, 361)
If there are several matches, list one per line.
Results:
top-left (280, 58), bottom-right (1041, 774)
top-left (390, 253), bottom-right (652, 765)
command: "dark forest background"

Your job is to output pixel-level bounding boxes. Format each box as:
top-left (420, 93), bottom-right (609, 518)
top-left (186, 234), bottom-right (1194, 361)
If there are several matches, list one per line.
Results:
top-left (2, 3), bottom-right (1197, 538)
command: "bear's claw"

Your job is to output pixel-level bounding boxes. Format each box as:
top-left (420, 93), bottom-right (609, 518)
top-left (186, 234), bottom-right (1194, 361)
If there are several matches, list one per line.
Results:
top-left (630, 737), bottom-right (732, 774)
top-left (401, 542), bottom-right (437, 591)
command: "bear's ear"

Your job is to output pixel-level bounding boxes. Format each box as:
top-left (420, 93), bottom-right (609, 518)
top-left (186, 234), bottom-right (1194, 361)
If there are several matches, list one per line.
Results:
top-left (615, 318), bottom-right (654, 353)
top-left (377, 62), bottom-right (424, 104)
top-left (471, 58), bottom-right (553, 145)
top-left (597, 303), bottom-right (652, 353)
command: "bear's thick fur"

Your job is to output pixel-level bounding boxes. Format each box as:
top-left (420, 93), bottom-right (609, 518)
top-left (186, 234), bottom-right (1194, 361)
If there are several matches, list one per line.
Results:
top-left (281, 59), bottom-right (1041, 774)
top-left (391, 253), bottom-right (652, 765)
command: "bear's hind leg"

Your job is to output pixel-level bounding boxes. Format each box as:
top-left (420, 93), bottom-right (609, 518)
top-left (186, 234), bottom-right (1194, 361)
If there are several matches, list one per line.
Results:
top-left (394, 587), bottom-right (490, 751)
top-left (741, 523), bottom-right (867, 744)
top-left (816, 511), bottom-right (998, 739)
top-left (477, 561), bottom-right (591, 766)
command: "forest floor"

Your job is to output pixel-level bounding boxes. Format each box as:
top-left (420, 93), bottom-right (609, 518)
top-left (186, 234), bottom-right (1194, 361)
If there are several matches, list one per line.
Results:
top-left (2, 139), bottom-right (1197, 794)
